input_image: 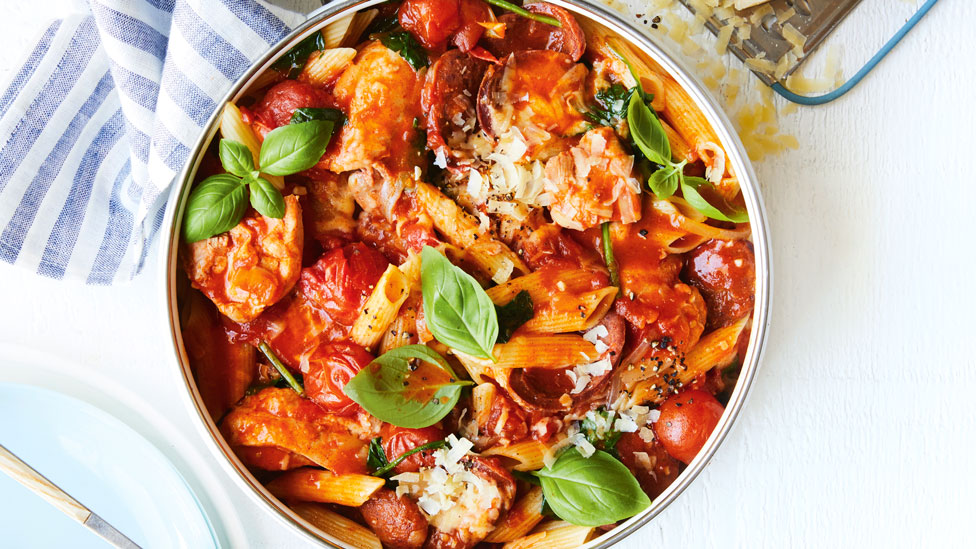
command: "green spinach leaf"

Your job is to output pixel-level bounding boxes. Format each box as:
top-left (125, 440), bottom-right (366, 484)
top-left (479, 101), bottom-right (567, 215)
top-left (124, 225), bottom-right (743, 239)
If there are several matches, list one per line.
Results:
top-left (378, 31), bottom-right (429, 71)
top-left (182, 174), bottom-right (248, 243)
top-left (290, 107), bottom-right (346, 126)
top-left (495, 290), bottom-right (534, 344)
top-left (585, 84), bottom-right (634, 128)
top-left (535, 448), bottom-right (650, 527)
top-left (344, 344), bottom-right (473, 428)
top-left (367, 437), bottom-right (390, 473)
top-left (420, 246), bottom-right (499, 359)
top-left (601, 222), bottom-right (620, 290)
top-left (273, 31), bottom-right (325, 78)
top-left (259, 120), bottom-right (335, 176)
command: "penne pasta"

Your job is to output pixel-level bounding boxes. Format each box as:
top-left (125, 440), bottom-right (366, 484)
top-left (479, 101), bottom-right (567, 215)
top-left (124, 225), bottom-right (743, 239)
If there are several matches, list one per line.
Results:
top-left (220, 102), bottom-right (285, 190)
top-left (502, 524), bottom-right (595, 549)
top-left (482, 438), bottom-right (559, 472)
top-left (680, 316), bottom-right (749, 385)
top-left (486, 268), bottom-right (617, 333)
top-left (484, 486), bottom-right (546, 543)
top-left (300, 48), bottom-right (356, 86)
top-left (350, 264), bottom-right (410, 352)
top-left (266, 469), bottom-right (384, 507)
top-left (472, 382), bottom-right (497, 428)
top-left (457, 334), bottom-right (598, 370)
top-left (414, 182), bottom-right (528, 281)
top-left (662, 119), bottom-right (697, 163)
top-left (290, 502), bottom-right (382, 549)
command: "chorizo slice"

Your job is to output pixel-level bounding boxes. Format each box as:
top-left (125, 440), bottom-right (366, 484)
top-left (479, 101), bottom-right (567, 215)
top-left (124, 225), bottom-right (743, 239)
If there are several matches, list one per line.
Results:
top-left (682, 239), bottom-right (756, 330)
top-left (183, 195), bottom-right (303, 323)
top-left (422, 49), bottom-right (489, 162)
top-left (361, 488), bottom-right (429, 549)
top-left (481, 2), bottom-right (585, 61)
top-left (477, 50), bottom-right (588, 158)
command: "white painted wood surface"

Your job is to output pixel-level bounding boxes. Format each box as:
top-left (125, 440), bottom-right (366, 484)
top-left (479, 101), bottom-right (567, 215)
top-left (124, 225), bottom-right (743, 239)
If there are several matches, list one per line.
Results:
top-left (1, 1), bottom-right (974, 547)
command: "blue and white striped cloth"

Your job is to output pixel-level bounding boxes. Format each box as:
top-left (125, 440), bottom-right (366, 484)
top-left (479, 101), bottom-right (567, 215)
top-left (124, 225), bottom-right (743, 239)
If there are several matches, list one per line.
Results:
top-left (0, 0), bottom-right (308, 284)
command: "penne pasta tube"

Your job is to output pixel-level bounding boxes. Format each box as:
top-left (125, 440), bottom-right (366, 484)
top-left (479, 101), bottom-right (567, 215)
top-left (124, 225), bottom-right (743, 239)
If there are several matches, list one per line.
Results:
top-left (661, 119), bottom-right (697, 163)
top-left (486, 268), bottom-right (616, 333)
top-left (300, 48), bottom-right (356, 86)
top-left (472, 382), bottom-right (497, 428)
top-left (350, 264), bottom-right (410, 352)
top-left (290, 502), bottom-right (382, 549)
top-left (484, 486), bottom-right (546, 543)
top-left (267, 469), bottom-right (384, 507)
top-left (414, 182), bottom-right (528, 281)
top-left (503, 524), bottom-right (595, 549)
top-left (652, 198), bottom-right (751, 242)
top-left (481, 436), bottom-right (567, 472)
top-left (457, 334), bottom-right (598, 370)
top-left (220, 102), bottom-right (284, 190)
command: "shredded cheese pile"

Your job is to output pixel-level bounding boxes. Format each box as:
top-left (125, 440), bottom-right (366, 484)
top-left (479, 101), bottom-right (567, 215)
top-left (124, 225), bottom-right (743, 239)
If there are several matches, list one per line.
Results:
top-left (392, 435), bottom-right (500, 518)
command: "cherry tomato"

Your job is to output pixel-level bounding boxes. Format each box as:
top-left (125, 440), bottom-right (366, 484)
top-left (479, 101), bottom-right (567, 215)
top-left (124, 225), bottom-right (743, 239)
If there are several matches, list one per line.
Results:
top-left (302, 342), bottom-right (374, 415)
top-left (451, 0), bottom-right (492, 52)
top-left (299, 243), bottom-right (389, 326)
top-left (381, 424), bottom-right (446, 474)
top-left (653, 389), bottom-right (724, 464)
top-left (398, 0), bottom-right (460, 50)
top-left (252, 79), bottom-right (333, 129)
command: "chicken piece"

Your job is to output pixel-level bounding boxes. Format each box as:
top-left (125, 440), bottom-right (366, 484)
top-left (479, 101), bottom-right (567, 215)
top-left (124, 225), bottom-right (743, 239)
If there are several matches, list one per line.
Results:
top-left (396, 452), bottom-right (516, 549)
top-left (477, 50), bottom-right (589, 159)
top-left (326, 41), bottom-right (425, 177)
top-left (301, 171), bottom-right (356, 249)
top-left (611, 200), bottom-right (707, 352)
top-left (183, 195), bottom-right (303, 323)
top-left (233, 446), bottom-right (315, 471)
top-left (544, 127), bottom-right (642, 231)
top-left (180, 289), bottom-right (256, 419)
top-left (360, 488), bottom-right (429, 549)
top-left (220, 387), bottom-right (379, 474)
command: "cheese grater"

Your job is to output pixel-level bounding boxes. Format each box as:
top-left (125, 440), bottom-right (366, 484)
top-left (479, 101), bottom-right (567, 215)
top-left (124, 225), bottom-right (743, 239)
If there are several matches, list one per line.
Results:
top-left (678, 0), bottom-right (862, 86)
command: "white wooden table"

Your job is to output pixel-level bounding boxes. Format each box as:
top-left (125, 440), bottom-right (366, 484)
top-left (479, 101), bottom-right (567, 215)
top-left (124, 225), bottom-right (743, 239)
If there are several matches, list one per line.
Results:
top-left (1, 1), bottom-right (973, 547)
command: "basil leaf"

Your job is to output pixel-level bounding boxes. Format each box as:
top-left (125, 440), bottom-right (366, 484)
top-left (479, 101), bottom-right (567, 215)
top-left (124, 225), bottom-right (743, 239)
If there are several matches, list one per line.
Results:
top-left (367, 437), bottom-right (390, 473)
top-left (290, 107), bottom-right (346, 127)
top-left (248, 176), bottom-right (286, 219)
top-left (601, 222), bottom-right (620, 290)
top-left (273, 31), bottom-right (325, 79)
top-left (218, 139), bottom-right (255, 177)
top-left (259, 120), bottom-right (335, 176)
top-left (681, 176), bottom-right (749, 223)
top-left (379, 31), bottom-right (429, 71)
top-left (535, 448), bottom-right (650, 527)
top-left (495, 290), bottom-right (534, 344)
top-left (647, 159), bottom-right (686, 198)
top-left (344, 344), bottom-right (473, 428)
top-left (182, 174), bottom-right (248, 243)
top-left (627, 91), bottom-right (671, 167)
top-left (420, 246), bottom-right (499, 359)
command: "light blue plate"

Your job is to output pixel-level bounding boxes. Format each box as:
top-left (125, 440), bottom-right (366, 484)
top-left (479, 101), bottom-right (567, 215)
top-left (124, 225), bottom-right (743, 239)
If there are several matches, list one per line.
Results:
top-left (0, 383), bottom-right (218, 548)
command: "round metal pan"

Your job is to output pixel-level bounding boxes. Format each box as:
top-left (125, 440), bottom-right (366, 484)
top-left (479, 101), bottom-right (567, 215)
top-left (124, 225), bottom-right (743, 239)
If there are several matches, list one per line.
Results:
top-left (159, 1), bottom-right (772, 546)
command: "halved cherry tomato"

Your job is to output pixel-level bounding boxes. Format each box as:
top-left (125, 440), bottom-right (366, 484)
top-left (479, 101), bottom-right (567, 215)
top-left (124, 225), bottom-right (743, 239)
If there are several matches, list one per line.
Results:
top-left (399, 0), bottom-right (460, 50)
top-left (302, 342), bottom-right (374, 415)
top-left (653, 389), bottom-right (725, 464)
top-left (299, 243), bottom-right (389, 326)
top-left (381, 424), bottom-right (446, 474)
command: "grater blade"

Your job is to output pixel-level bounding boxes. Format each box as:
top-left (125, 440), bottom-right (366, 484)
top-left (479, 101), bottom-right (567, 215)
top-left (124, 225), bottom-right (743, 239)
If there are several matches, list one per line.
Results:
top-left (678, 0), bottom-right (863, 85)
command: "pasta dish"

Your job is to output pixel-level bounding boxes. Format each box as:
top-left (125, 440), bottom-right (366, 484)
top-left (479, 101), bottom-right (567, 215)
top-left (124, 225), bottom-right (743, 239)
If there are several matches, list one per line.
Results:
top-left (178, 2), bottom-right (758, 547)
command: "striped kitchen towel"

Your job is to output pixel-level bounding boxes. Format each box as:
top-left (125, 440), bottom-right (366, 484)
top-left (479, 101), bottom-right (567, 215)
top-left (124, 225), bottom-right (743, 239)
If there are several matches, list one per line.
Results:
top-left (0, 0), bottom-right (308, 284)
